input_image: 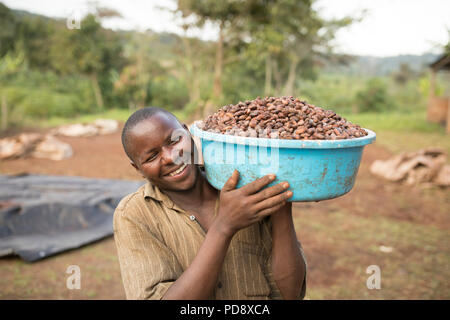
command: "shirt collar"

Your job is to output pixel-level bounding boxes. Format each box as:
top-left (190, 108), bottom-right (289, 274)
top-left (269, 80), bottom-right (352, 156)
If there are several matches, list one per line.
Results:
top-left (144, 181), bottom-right (164, 202)
top-left (144, 181), bottom-right (186, 213)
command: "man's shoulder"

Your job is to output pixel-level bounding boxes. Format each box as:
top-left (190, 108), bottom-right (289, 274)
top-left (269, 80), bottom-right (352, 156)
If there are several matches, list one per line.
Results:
top-left (114, 184), bottom-right (147, 222)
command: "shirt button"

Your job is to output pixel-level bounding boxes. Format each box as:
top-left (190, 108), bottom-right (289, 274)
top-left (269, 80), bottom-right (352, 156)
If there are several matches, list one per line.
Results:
top-left (189, 215), bottom-right (196, 221)
top-left (217, 282), bottom-right (223, 289)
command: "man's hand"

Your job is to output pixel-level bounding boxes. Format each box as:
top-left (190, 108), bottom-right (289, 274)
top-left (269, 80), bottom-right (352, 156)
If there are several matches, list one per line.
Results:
top-left (212, 170), bottom-right (293, 238)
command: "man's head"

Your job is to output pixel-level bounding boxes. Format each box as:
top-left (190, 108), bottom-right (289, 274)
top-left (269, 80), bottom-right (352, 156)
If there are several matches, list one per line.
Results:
top-left (121, 107), bottom-right (199, 191)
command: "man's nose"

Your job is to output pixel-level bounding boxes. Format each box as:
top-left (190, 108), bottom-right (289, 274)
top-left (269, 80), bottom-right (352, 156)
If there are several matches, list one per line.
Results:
top-left (161, 145), bottom-right (183, 165)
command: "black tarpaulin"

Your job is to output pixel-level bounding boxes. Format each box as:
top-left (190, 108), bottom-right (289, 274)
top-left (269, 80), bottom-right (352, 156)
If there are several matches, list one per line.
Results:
top-left (0, 174), bottom-right (144, 262)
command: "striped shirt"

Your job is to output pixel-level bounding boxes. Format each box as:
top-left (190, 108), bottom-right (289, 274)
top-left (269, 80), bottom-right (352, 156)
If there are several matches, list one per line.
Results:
top-left (113, 174), bottom-right (307, 300)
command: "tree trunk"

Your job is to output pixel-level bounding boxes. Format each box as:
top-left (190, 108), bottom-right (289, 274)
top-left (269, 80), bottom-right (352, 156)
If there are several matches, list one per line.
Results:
top-left (182, 35), bottom-right (200, 104)
top-left (446, 97), bottom-right (450, 134)
top-left (283, 56), bottom-right (300, 96)
top-left (1, 95), bottom-right (7, 131)
top-left (264, 55), bottom-right (272, 96)
top-left (90, 73), bottom-right (104, 110)
top-left (191, 73), bottom-right (200, 103)
top-left (429, 69), bottom-right (436, 98)
top-left (213, 22), bottom-right (224, 101)
top-left (273, 59), bottom-right (282, 96)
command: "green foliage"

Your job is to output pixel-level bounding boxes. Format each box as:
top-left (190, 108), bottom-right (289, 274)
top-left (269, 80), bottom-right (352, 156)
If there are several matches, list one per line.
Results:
top-left (0, 3), bottom-right (17, 57)
top-left (355, 78), bottom-right (392, 113)
top-left (1, 70), bottom-right (96, 124)
top-left (240, 0), bottom-right (354, 96)
top-left (342, 110), bottom-right (444, 134)
top-left (390, 77), bottom-right (426, 112)
top-left (296, 73), bottom-right (431, 119)
top-left (15, 14), bottom-right (55, 69)
top-left (113, 65), bottom-right (150, 109)
top-left (0, 3), bottom-right (128, 124)
top-left (150, 76), bottom-right (189, 111)
top-left (220, 58), bottom-right (265, 105)
top-left (0, 1), bottom-right (446, 136)
top-left (419, 73), bottom-right (445, 98)
top-left (64, 15), bottom-right (125, 76)
top-left (177, 0), bottom-right (242, 23)
top-left (20, 89), bottom-right (88, 118)
top-left (0, 50), bottom-right (26, 76)
top-left (391, 63), bottom-right (416, 85)
top-left (297, 74), bottom-right (364, 113)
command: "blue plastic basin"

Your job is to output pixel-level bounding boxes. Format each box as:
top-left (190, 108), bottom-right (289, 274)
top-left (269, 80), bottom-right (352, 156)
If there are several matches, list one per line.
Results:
top-left (190, 121), bottom-right (376, 202)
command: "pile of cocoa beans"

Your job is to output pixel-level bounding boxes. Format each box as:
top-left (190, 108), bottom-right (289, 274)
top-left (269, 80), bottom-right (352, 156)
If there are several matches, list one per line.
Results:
top-left (197, 96), bottom-right (368, 140)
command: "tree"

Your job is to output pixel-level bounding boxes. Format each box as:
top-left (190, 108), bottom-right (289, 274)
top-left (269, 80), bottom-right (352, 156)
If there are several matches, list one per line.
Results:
top-left (50, 12), bottom-right (125, 110)
top-left (0, 3), bottom-right (17, 58)
top-left (174, 23), bottom-right (216, 114)
top-left (444, 28), bottom-right (450, 55)
top-left (0, 50), bottom-right (25, 129)
top-left (245, 0), bottom-right (354, 96)
top-left (175, 0), bottom-right (270, 102)
top-left (72, 14), bottom-right (107, 109)
top-left (355, 78), bottom-right (390, 113)
top-left (176, 0), bottom-right (355, 101)
top-left (113, 64), bottom-right (150, 110)
top-left (15, 15), bottom-right (55, 70)
top-left (392, 63), bottom-right (415, 85)
top-left (0, 3), bottom-right (58, 70)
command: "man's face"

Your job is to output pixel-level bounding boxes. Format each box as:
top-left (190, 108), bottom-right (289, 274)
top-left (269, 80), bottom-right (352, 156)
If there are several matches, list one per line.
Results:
top-left (128, 113), bottom-right (198, 191)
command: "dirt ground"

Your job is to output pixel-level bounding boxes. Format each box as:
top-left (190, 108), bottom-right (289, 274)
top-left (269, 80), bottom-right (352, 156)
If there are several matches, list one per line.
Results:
top-left (0, 125), bottom-right (449, 299)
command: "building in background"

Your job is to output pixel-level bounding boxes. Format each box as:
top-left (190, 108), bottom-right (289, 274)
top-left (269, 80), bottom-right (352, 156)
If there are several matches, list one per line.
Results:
top-left (428, 54), bottom-right (450, 133)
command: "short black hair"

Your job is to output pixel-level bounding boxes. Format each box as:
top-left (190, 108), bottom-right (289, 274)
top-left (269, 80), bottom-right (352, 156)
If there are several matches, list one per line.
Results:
top-left (121, 107), bottom-right (180, 161)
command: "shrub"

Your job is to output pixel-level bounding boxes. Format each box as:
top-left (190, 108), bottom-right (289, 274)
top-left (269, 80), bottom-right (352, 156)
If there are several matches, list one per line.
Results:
top-left (150, 76), bottom-right (189, 111)
top-left (355, 78), bottom-right (392, 113)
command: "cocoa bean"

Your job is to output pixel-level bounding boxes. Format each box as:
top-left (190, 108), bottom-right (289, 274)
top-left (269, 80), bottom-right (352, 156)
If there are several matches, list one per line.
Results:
top-left (200, 96), bottom-right (368, 140)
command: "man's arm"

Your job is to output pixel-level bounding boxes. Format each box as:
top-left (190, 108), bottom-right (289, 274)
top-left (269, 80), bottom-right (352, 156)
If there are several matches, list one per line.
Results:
top-left (164, 171), bottom-right (292, 299)
top-left (115, 172), bottom-right (292, 300)
top-left (162, 222), bottom-right (232, 299)
top-left (270, 202), bottom-right (306, 299)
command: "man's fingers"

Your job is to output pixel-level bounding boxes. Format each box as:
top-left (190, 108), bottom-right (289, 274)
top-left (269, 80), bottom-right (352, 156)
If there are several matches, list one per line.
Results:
top-left (253, 190), bottom-right (292, 213)
top-left (256, 201), bottom-right (287, 220)
top-left (253, 181), bottom-right (289, 202)
top-left (240, 174), bottom-right (276, 195)
top-left (222, 169), bottom-right (240, 192)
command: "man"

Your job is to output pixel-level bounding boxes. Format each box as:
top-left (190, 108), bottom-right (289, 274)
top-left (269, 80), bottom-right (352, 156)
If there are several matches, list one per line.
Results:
top-left (113, 106), bottom-right (307, 300)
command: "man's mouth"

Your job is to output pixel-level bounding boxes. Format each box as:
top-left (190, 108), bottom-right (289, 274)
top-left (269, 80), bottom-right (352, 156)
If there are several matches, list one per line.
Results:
top-left (164, 163), bottom-right (188, 178)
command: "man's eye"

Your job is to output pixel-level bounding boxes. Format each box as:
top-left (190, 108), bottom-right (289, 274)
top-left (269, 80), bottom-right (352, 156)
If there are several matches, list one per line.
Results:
top-left (147, 153), bottom-right (157, 162)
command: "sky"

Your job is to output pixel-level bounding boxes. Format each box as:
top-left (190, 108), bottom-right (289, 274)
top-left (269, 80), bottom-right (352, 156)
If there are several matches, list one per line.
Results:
top-left (2, 0), bottom-right (449, 57)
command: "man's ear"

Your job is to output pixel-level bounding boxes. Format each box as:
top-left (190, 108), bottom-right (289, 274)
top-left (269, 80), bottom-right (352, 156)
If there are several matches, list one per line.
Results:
top-left (130, 161), bottom-right (138, 171)
top-left (130, 161), bottom-right (144, 178)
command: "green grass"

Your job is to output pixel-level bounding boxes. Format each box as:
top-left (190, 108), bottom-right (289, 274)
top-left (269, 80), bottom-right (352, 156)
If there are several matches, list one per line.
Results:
top-left (342, 110), bottom-right (450, 156)
top-left (342, 110), bottom-right (445, 134)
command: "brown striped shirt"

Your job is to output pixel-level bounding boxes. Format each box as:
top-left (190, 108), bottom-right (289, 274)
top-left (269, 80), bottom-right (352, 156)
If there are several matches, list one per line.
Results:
top-left (113, 176), bottom-right (307, 300)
